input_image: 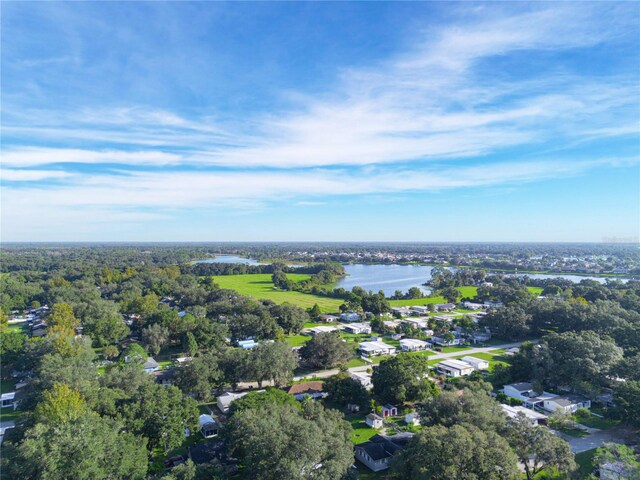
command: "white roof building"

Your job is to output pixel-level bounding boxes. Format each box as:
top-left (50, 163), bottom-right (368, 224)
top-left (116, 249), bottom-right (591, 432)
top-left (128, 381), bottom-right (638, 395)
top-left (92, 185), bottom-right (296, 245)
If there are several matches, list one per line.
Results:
top-left (359, 341), bottom-right (396, 357)
top-left (308, 325), bottom-right (338, 335)
top-left (216, 391), bottom-right (248, 413)
top-left (460, 356), bottom-right (489, 370)
top-left (399, 338), bottom-right (430, 352)
top-left (436, 359), bottom-right (474, 377)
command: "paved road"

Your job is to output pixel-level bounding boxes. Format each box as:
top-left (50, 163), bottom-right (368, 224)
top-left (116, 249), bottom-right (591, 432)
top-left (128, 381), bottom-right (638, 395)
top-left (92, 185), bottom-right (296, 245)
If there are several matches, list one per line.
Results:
top-left (554, 426), bottom-right (635, 453)
top-left (293, 341), bottom-right (525, 381)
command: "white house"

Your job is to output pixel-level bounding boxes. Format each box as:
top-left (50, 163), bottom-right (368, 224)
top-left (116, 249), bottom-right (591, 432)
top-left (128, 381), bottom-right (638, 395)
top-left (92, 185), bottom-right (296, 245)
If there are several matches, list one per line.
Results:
top-left (365, 413), bottom-right (384, 429)
top-left (501, 404), bottom-right (548, 426)
top-left (286, 381), bottom-right (326, 401)
top-left (199, 414), bottom-right (218, 438)
top-left (436, 359), bottom-right (474, 377)
top-left (343, 323), bottom-right (372, 335)
top-left (318, 314), bottom-right (339, 322)
top-left (391, 307), bottom-right (412, 317)
top-left (308, 325), bottom-right (338, 335)
top-left (238, 339), bottom-right (257, 349)
top-left (350, 371), bottom-right (373, 390)
top-left (460, 356), bottom-right (489, 370)
top-left (430, 336), bottom-right (462, 347)
top-left (399, 338), bottom-right (430, 352)
top-left (402, 317), bottom-right (429, 329)
top-left (359, 341), bottom-right (396, 357)
top-left (216, 391), bottom-right (248, 413)
top-left (502, 383), bottom-right (539, 402)
top-left (0, 392), bottom-right (16, 410)
top-left (405, 412), bottom-right (421, 426)
top-left (462, 301), bottom-right (484, 310)
top-left (435, 303), bottom-right (456, 312)
top-left (542, 395), bottom-right (591, 414)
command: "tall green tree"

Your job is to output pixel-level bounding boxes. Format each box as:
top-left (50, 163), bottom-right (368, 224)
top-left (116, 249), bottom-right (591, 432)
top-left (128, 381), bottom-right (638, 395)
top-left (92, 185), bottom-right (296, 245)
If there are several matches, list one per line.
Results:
top-left (299, 332), bottom-right (354, 369)
top-left (2, 413), bottom-right (148, 480)
top-left (247, 341), bottom-right (298, 388)
top-left (372, 353), bottom-right (437, 404)
top-left (229, 402), bottom-right (353, 480)
top-left (506, 412), bottom-right (576, 480)
top-left (390, 424), bottom-right (519, 480)
top-left (120, 383), bottom-right (199, 452)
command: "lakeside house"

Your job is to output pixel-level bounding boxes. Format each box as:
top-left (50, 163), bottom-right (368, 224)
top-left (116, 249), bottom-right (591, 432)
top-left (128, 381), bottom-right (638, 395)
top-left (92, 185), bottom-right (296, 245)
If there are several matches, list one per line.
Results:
top-left (318, 314), bottom-right (339, 322)
top-left (399, 338), bottom-right (430, 352)
top-left (354, 433), bottom-right (414, 472)
top-left (410, 306), bottom-right (429, 315)
top-left (359, 341), bottom-right (397, 357)
top-left (436, 359), bottom-right (474, 377)
top-left (434, 303), bottom-right (456, 312)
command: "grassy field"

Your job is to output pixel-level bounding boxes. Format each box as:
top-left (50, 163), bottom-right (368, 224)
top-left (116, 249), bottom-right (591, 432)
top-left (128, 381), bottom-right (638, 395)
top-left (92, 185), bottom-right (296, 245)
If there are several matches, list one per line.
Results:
top-left (284, 334), bottom-right (312, 347)
top-left (389, 286), bottom-right (478, 307)
top-left (212, 274), bottom-right (343, 312)
top-left (527, 286), bottom-right (544, 295)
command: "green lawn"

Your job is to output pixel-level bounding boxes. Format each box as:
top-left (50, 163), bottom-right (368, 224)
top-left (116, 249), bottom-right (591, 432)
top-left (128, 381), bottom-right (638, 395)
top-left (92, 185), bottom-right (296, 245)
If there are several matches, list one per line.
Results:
top-left (0, 407), bottom-right (25, 423)
top-left (212, 274), bottom-right (343, 312)
top-left (574, 449), bottom-right (596, 478)
top-left (573, 413), bottom-right (620, 430)
top-left (7, 323), bottom-right (28, 334)
top-left (389, 286), bottom-right (478, 307)
top-left (348, 415), bottom-right (380, 445)
top-left (527, 286), bottom-right (544, 295)
top-left (284, 334), bottom-right (311, 347)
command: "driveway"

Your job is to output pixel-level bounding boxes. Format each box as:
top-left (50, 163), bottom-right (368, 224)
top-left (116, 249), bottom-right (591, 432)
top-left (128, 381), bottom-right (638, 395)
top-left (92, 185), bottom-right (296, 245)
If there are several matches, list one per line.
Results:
top-left (554, 426), bottom-right (638, 453)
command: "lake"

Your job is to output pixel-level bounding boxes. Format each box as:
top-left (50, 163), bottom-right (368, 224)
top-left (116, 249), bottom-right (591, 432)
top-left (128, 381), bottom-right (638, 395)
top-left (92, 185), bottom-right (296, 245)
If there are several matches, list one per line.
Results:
top-left (508, 273), bottom-right (629, 284)
top-left (193, 255), bottom-right (262, 265)
top-left (335, 264), bottom-right (435, 296)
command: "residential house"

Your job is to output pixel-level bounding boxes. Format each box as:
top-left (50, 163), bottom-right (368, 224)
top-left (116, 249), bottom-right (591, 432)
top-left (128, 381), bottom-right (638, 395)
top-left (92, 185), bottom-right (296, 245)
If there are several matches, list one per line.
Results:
top-left (542, 395), bottom-right (591, 414)
top-left (286, 381), bottom-right (326, 401)
top-left (399, 338), bottom-right (430, 352)
top-left (402, 317), bottom-right (429, 329)
top-left (430, 335), bottom-right (462, 347)
top-left (143, 357), bottom-right (159, 374)
top-left (1, 392), bottom-right (16, 410)
top-left (340, 312), bottom-right (361, 322)
top-left (436, 359), bottom-right (474, 377)
top-left (354, 433), bottom-right (414, 472)
top-left (0, 423), bottom-right (15, 445)
top-left (468, 329), bottom-right (492, 344)
top-left (435, 303), bottom-right (456, 312)
top-left (503, 347), bottom-right (520, 356)
top-left (199, 414), bottom-right (218, 438)
top-left (237, 339), bottom-right (257, 349)
top-left (502, 383), bottom-right (539, 402)
top-left (405, 412), bottom-right (421, 426)
top-left (381, 404), bottom-right (398, 417)
top-left (391, 307), bottom-right (412, 317)
top-left (462, 301), bottom-right (484, 310)
top-left (410, 306), bottom-right (429, 316)
top-left (216, 391), bottom-right (248, 413)
top-left (391, 333), bottom-right (403, 340)
top-left (349, 371), bottom-right (373, 390)
top-left (501, 404), bottom-right (548, 426)
top-left (343, 323), bottom-right (372, 335)
top-left (460, 356), bottom-right (489, 370)
top-left (359, 341), bottom-right (396, 357)
top-left (318, 314), bottom-right (339, 323)
top-left (308, 325), bottom-right (338, 335)
top-left (152, 369), bottom-right (175, 386)
top-left (483, 300), bottom-right (503, 308)
top-left (365, 413), bottom-right (384, 429)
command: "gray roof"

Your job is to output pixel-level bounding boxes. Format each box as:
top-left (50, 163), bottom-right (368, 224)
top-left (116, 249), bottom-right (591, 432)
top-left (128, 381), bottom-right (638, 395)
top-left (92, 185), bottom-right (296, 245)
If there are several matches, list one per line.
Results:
top-left (507, 382), bottom-right (534, 392)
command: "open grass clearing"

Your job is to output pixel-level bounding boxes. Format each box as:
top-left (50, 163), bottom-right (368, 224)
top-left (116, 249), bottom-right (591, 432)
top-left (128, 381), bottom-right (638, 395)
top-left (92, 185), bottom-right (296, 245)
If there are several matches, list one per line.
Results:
top-left (212, 274), bottom-right (343, 312)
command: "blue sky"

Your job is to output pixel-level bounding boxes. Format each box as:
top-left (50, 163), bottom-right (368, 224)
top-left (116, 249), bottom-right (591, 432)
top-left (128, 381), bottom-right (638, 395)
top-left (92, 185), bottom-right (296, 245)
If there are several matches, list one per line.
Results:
top-left (1, 1), bottom-right (639, 242)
